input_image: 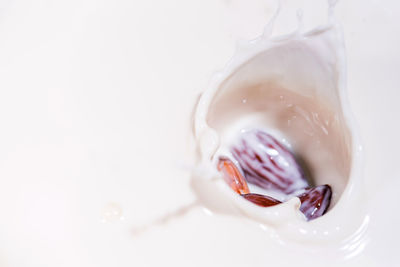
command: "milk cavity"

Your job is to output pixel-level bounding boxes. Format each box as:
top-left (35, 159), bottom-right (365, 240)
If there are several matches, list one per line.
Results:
top-left (191, 0), bottom-right (367, 254)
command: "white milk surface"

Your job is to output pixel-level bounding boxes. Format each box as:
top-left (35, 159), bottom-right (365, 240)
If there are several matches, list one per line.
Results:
top-left (0, 0), bottom-right (398, 266)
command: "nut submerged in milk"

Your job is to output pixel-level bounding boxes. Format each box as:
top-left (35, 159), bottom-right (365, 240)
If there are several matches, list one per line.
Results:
top-left (219, 129), bottom-right (332, 220)
top-left (191, 0), bottom-right (365, 246)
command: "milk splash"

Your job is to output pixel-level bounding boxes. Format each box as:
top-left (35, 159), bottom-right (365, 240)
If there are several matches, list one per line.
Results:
top-left (190, 0), bottom-right (367, 257)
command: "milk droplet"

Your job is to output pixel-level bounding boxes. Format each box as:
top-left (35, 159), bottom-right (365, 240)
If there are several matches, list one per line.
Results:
top-left (101, 202), bottom-right (124, 223)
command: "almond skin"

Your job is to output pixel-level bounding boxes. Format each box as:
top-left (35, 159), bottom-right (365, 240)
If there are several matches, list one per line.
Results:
top-left (297, 185), bottom-right (332, 220)
top-left (217, 157), bottom-right (250, 194)
top-left (242, 193), bottom-right (281, 207)
top-left (232, 130), bottom-right (308, 194)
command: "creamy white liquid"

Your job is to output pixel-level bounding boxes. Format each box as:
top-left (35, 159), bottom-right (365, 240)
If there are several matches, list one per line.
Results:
top-left (191, 0), bottom-right (367, 252)
top-left (0, 0), bottom-right (398, 266)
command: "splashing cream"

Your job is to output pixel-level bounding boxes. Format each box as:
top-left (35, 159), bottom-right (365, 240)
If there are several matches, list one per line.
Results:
top-left (190, 0), bottom-right (367, 254)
